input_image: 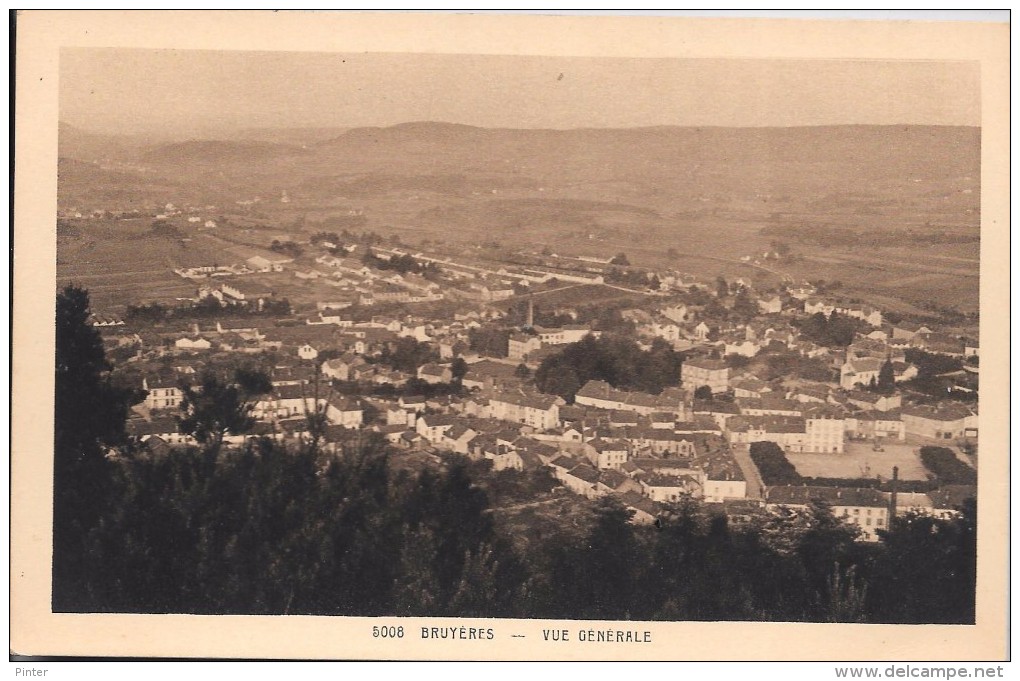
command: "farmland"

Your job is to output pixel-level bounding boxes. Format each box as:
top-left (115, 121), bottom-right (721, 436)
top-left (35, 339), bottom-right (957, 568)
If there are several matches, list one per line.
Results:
top-left (57, 123), bottom-right (980, 316)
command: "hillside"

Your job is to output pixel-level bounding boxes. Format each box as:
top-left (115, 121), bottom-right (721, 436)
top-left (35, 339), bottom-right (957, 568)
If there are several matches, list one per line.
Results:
top-left (56, 122), bottom-right (982, 312)
top-left (140, 139), bottom-right (309, 166)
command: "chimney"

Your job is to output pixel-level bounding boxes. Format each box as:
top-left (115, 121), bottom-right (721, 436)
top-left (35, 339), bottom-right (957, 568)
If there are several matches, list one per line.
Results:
top-left (526, 295), bottom-right (534, 329)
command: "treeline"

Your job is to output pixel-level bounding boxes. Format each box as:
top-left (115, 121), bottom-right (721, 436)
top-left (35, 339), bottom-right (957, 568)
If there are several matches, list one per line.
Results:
top-left (920, 446), bottom-right (977, 486)
top-left (535, 335), bottom-right (682, 401)
top-left (749, 442), bottom-right (801, 485)
top-left (125, 297), bottom-right (292, 324)
top-left (363, 251), bottom-right (441, 277)
top-left (53, 285), bottom-right (978, 624)
top-left (795, 311), bottom-right (864, 348)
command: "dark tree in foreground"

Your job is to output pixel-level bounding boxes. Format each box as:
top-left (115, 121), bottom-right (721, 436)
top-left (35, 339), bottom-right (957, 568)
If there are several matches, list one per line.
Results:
top-left (867, 500), bottom-right (977, 624)
top-left (53, 285), bottom-right (135, 611)
top-left (178, 368), bottom-right (272, 454)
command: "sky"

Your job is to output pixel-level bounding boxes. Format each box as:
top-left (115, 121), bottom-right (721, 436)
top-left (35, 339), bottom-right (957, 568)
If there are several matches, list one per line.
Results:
top-left (59, 49), bottom-right (981, 137)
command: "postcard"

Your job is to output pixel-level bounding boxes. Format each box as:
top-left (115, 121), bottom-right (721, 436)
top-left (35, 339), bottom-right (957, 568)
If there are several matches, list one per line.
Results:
top-left (11, 10), bottom-right (1010, 661)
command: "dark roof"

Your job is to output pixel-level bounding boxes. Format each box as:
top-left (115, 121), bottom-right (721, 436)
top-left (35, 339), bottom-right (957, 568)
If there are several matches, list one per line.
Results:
top-left (929, 485), bottom-right (976, 511)
top-left (767, 486), bottom-right (887, 508)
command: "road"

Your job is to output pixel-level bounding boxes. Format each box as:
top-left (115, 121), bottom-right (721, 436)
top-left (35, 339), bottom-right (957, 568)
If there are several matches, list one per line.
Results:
top-left (729, 443), bottom-right (766, 500)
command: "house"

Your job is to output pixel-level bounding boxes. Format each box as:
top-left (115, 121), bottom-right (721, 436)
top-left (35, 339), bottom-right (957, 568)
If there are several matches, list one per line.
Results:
top-left (731, 376), bottom-right (771, 399)
top-left (727, 411), bottom-right (844, 453)
top-left (848, 410), bottom-right (906, 441)
top-left (174, 336), bottom-right (212, 350)
top-left (724, 339), bottom-right (761, 358)
top-left (126, 417), bottom-right (194, 446)
top-left (900, 404), bottom-right (976, 440)
top-left (442, 423), bottom-right (478, 455)
top-left (533, 325), bottom-right (597, 346)
top-left (638, 472), bottom-right (703, 503)
top-left (324, 396), bottom-right (363, 429)
top-left (928, 485), bottom-right (977, 520)
top-left (846, 390), bottom-right (901, 413)
top-left (597, 469), bottom-right (642, 496)
top-left (757, 295), bottom-right (782, 315)
top-left (561, 464), bottom-right (602, 499)
top-left (487, 391), bottom-right (560, 431)
top-left (142, 376), bottom-right (183, 411)
top-left (216, 319), bottom-right (260, 336)
top-left (573, 380), bottom-right (685, 417)
top-left (692, 399), bottom-right (741, 429)
top-left (322, 354), bottom-right (360, 382)
top-left (765, 486), bottom-right (890, 542)
top-left (839, 357), bottom-right (883, 390)
top-left (681, 358), bottom-right (729, 394)
top-left (584, 438), bottom-right (629, 470)
top-left (246, 254), bottom-right (292, 273)
top-left (701, 466), bottom-right (747, 504)
top-left (660, 304), bottom-right (689, 324)
top-left (891, 321), bottom-right (932, 341)
top-left (416, 414), bottom-right (457, 444)
top-left (253, 383), bottom-right (320, 421)
top-left (417, 363), bottom-right (453, 384)
top-left (737, 396), bottom-right (804, 417)
top-left (271, 365), bottom-right (316, 386)
top-left (220, 281), bottom-right (274, 309)
top-left (618, 491), bottom-right (661, 525)
top-left (507, 333), bottom-right (542, 361)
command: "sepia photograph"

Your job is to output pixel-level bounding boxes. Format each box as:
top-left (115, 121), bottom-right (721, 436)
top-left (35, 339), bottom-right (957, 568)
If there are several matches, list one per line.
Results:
top-left (11, 10), bottom-right (1010, 663)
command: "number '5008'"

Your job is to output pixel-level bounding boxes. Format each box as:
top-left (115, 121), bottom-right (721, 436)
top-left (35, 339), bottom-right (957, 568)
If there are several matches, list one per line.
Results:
top-left (372, 626), bottom-right (404, 638)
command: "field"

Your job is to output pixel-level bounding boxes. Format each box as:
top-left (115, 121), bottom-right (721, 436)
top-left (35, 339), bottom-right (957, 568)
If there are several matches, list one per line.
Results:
top-left (786, 442), bottom-right (930, 482)
top-left (508, 283), bottom-right (650, 308)
top-left (57, 124), bottom-right (981, 316)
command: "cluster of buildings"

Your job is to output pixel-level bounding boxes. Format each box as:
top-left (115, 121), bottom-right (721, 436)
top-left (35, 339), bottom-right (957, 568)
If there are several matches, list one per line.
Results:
top-left (95, 229), bottom-right (979, 542)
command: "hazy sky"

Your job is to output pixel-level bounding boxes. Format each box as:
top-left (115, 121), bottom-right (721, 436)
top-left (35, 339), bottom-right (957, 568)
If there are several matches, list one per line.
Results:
top-left (60, 49), bottom-right (981, 136)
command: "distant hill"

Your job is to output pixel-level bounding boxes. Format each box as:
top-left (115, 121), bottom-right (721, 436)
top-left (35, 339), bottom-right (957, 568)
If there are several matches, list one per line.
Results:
top-left (229, 127), bottom-right (350, 146)
top-left (56, 121), bottom-right (981, 236)
top-left (141, 139), bottom-right (309, 166)
top-left (58, 122), bottom-right (156, 162)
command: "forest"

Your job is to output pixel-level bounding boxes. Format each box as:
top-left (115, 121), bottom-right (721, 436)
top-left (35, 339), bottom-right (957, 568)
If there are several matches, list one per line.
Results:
top-left (53, 286), bottom-right (976, 624)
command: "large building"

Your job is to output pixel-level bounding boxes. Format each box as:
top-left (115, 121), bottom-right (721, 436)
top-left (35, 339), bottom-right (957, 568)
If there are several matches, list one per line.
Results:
top-left (487, 391), bottom-right (561, 431)
top-left (766, 486), bottom-right (890, 542)
top-left (681, 358), bottom-right (730, 394)
top-left (727, 412), bottom-right (845, 453)
top-left (142, 376), bottom-right (183, 411)
top-left (900, 404), bottom-right (978, 440)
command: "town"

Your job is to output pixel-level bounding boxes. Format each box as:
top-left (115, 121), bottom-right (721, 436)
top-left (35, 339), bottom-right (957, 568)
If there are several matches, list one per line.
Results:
top-left (75, 198), bottom-right (980, 544)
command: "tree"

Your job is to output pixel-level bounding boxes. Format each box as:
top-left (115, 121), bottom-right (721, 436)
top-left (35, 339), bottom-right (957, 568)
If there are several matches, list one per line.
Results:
top-left (715, 276), bottom-right (729, 299)
top-left (732, 287), bottom-right (757, 317)
top-left (693, 385), bottom-right (713, 401)
top-left (514, 363), bottom-right (531, 379)
top-left (610, 252), bottom-right (630, 266)
top-left (53, 285), bottom-right (137, 611)
top-left (868, 500), bottom-right (976, 624)
top-left (178, 368), bottom-right (272, 453)
top-left (877, 358), bottom-right (895, 394)
top-left (450, 357), bottom-right (469, 384)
